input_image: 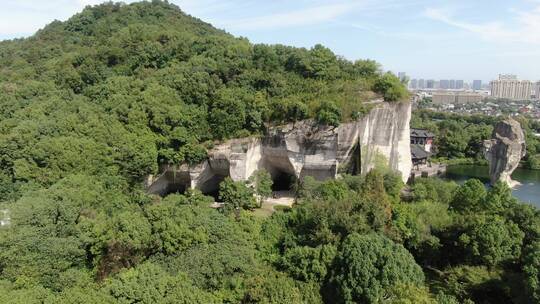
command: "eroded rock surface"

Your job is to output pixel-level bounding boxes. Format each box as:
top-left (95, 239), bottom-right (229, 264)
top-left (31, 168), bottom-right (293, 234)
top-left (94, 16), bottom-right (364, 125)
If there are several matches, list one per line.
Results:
top-left (484, 118), bottom-right (526, 187)
top-left (146, 102), bottom-right (412, 196)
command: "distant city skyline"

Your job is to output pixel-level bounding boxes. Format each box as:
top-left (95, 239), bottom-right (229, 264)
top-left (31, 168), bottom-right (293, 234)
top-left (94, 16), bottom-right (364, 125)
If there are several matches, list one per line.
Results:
top-left (404, 75), bottom-right (537, 84)
top-left (1, 0), bottom-right (540, 81)
top-left (407, 77), bottom-right (489, 91)
top-left (405, 75), bottom-right (540, 86)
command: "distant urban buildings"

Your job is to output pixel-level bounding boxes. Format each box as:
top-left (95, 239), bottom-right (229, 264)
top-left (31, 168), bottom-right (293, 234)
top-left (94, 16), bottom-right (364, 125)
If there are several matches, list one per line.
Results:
top-left (499, 74), bottom-right (518, 80)
top-left (431, 93), bottom-right (454, 104)
top-left (398, 72), bottom-right (407, 82)
top-left (432, 92), bottom-right (484, 104)
top-left (491, 74), bottom-right (533, 100)
top-left (409, 73), bottom-right (540, 101)
top-left (472, 80), bottom-right (482, 91)
top-left (410, 78), bottom-right (418, 89)
top-left (409, 78), bottom-right (467, 91)
top-left (409, 73), bottom-right (540, 116)
top-left (439, 80), bottom-right (449, 89)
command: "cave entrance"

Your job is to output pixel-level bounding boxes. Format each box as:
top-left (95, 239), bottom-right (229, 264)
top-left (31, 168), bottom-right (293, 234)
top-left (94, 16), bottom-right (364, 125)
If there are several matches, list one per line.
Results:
top-left (163, 182), bottom-right (187, 196)
top-left (199, 174), bottom-right (228, 201)
top-left (350, 142), bottom-right (361, 175)
top-left (147, 170), bottom-right (190, 197)
top-left (271, 170), bottom-right (296, 192)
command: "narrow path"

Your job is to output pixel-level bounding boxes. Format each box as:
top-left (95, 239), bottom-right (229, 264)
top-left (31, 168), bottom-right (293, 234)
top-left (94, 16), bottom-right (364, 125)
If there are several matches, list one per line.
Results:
top-left (262, 191), bottom-right (295, 211)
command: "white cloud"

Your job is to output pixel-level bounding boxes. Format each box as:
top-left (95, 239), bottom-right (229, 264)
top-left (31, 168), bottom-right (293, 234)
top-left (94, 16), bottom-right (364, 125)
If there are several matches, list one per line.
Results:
top-left (424, 5), bottom-right (540, 44)
top-left (219, 2), bottom-right (359, 30)
top-left (217, 0), bottom-right (425, 31)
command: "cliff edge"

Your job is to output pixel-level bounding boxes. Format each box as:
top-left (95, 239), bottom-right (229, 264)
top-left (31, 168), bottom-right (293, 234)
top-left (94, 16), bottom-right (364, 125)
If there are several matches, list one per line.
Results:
top-left (146, 102), bottom-right (412, 196)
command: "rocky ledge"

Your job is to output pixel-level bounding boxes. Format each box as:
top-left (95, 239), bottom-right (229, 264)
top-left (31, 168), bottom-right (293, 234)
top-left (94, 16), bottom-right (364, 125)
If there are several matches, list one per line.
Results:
top-left (484, 117), bottom-right (526, 187)
top-left (146, 102), bottom-right (413, 196)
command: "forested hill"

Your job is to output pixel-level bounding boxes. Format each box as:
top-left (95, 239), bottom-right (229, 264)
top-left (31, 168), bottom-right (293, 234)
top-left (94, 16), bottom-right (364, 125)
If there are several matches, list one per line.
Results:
top-left (0, 0), bottom-right (406, 194)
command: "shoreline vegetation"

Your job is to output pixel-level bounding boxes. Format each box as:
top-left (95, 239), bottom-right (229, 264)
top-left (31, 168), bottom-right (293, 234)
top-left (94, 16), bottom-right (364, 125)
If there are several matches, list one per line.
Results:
top-left (437, 158), bottom-right (538, 170)
top-left (434, 157), bottom-right (488, 166)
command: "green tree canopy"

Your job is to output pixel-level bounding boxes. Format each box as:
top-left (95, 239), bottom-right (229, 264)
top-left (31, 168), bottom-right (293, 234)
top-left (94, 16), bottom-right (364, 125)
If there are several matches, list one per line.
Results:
top-left (450, 179), bottom-right (487, 213)
top-left (458, 215), bottom-right (524, 267)
top-left (330, 233), bottom-right (425, 303)
top-left (373, 72), bottom-right (409, 101)
top-left (219, 177), bottom-right (257, 212)
top-left (523, 241), bottom-right (540, 303)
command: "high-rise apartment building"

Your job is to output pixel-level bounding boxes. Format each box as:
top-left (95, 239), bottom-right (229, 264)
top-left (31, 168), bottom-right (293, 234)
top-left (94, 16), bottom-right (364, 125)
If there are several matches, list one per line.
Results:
top-left (490, 75), bottom-right (532, 100)
top-left (398, 72), bottom-right (407, 82)
top-left (449, 79), bottom-right (456, 89)
top-left (472, 80), bottom-right (482, 91)
top-left (499, 74), bottom-right (518, 80)
top-left (440, 80), bottom-right (449, 89)
top-left (418, 79), bottom-right (425, 89)
top-left (409, 79), bottom-right (418, 89)
top-left (455, 80), bottom-right (464, 89)
top-left (426, 79), bottom-right (435, 89)
top-left (535, 81), bottom-right (540, 99)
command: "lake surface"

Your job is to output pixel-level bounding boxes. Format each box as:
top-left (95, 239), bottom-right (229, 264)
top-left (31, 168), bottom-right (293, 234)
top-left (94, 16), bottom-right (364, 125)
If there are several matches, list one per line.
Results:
top-left (444, 165), bottom-right (540, 208)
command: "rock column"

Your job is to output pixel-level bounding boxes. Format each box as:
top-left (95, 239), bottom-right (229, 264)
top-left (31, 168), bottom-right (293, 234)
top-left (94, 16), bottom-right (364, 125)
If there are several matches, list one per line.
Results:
top-left (484, 118), bottom-right (526, 187)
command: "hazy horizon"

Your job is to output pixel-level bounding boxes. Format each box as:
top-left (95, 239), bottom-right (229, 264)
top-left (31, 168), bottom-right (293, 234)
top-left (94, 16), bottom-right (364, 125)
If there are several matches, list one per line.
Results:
top-left (1, 0), bottom-right (539, 83)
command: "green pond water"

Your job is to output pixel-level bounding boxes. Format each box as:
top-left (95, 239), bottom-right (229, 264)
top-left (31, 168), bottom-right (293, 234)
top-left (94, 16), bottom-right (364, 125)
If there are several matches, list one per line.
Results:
top-left (444, 165), bottom-right (540, 208)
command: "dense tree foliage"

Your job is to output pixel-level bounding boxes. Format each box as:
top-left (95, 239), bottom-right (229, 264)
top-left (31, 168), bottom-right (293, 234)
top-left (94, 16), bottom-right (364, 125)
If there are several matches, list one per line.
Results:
top-left (0, 1), bottom-right (537, 304)
top-left (516, 116), bottom-right (540, 169)
top-left (523, 241), bottom-right (540, 302)
top-left (0, 0), bottom-right (408, 198)
top-left (411, 110), bottom-right (495, 163)
top-left (412, 110), bottom-right (540, 170)
top-left (0, 169), bottom-right (538, 302)
top-left (373, 72), bottom-right (409, 102)
top-left (331, 233), bottom-right (424, 303)
top-left (248, 169), bottom-right (273, 206)
top-left (219, 177), bottom-right (258, 212)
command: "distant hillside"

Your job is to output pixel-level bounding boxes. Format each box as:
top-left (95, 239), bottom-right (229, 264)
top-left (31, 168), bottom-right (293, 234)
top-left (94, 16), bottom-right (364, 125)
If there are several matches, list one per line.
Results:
top-left (0, 0), bottom-right (407, 193)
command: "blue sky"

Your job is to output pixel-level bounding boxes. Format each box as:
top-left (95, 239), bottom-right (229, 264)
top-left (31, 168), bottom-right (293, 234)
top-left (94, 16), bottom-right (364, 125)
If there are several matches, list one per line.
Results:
top-left (1, 0), bottom-right (540, 82)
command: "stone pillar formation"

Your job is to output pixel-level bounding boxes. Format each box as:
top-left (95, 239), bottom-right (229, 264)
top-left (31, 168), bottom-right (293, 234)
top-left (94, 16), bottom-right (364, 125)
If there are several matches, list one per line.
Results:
top-left (484, 118), bottom-right (526, 187)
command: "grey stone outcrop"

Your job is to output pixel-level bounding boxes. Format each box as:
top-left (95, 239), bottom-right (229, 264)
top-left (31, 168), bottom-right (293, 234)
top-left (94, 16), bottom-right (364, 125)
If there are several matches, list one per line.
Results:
top-left (484, 118), bottom-right (526, 187)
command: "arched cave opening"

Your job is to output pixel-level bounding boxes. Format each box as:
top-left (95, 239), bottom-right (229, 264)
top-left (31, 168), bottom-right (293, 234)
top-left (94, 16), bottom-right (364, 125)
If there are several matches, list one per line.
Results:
top-left (162, 182), bottom-right (187, 196)
top-left (199, 174), bottom-right (228, 201)
top-left (148, 171), bottom-right (190, 197)
top-left (271, 170), bottom-right (296, 192)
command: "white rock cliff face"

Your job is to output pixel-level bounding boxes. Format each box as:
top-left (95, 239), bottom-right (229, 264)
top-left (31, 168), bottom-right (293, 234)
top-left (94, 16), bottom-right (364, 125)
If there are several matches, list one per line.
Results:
top-left (146, 102), bottom-right (413, 195)
top-left (484, 118), bottom-right (526, 187)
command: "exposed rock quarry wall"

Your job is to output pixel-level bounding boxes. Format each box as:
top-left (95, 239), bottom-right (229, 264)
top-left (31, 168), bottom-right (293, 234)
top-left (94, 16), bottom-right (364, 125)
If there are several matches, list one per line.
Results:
top-left (484, 118), bottom-right (526, 187)
top-left (357, 102), bottom-right (412, 180)
top-left (146, 102), bottom-right (413, 196)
